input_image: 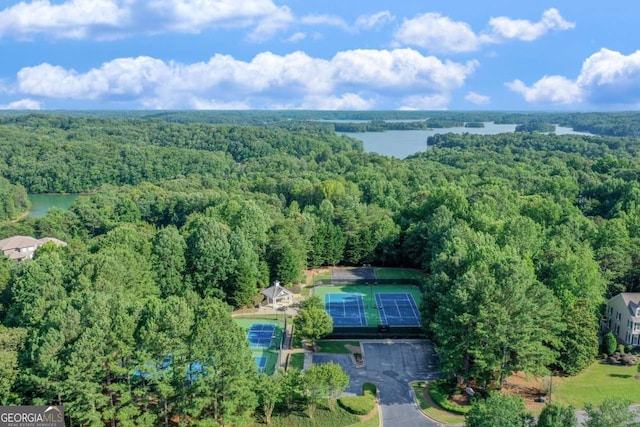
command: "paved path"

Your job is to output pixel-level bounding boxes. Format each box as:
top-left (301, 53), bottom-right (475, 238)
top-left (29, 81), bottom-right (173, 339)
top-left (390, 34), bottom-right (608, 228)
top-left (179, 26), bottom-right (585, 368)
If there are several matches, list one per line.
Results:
top-left (313, 339), bottom-right (444, 427)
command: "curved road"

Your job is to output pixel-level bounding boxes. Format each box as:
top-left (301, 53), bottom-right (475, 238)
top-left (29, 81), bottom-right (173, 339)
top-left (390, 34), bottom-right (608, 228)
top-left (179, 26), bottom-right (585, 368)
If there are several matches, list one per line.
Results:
top-left (313, 339), bottom-right (444, 427)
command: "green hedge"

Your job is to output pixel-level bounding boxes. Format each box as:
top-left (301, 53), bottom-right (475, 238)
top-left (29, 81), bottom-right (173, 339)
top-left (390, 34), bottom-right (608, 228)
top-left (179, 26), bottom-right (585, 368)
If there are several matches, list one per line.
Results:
top-left (428, 380), bottom-right (471, 415)
top-left (338, 383), bottom-right (377, 415)
top-left (264, 406), bottom-right (359, 427)
top-left (363, 383), bottom-right (377, 396)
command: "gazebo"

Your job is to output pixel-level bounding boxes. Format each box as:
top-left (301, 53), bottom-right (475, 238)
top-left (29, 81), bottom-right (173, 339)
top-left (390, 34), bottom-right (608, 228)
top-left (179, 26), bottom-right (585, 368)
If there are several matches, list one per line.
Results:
top-left (260, 280), bottom-right (294, 308)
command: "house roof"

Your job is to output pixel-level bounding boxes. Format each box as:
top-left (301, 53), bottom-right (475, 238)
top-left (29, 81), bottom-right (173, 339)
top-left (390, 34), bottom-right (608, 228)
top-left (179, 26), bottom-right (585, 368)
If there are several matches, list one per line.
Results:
top-left (0, 235), bottom-right (67, 261)
top-left (261, 281), bottom-right (293, 300)
top-left (0, 235), bottom-right (41, 252)
top-left (620, 293), bottom-right (640, 319)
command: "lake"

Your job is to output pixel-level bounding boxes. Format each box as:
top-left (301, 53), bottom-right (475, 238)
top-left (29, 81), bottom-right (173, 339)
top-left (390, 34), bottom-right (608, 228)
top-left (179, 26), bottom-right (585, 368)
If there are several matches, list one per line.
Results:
top-left (339, 122), bottom-right (592, 159)
top-left (28, 194), bottom-right (79, 218)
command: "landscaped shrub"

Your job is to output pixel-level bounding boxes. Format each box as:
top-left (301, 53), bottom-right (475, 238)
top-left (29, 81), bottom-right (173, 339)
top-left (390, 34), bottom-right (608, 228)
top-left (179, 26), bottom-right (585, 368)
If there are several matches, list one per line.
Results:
top-left (337, 396), bottom-right (375, 415)
top-left (338, 383), bottom-right (376, 415)
top-left (603, 332), bottom-right (617, 355)
top-left (363, 382), bottom-right (377, 396)
top-left (428, 379), bottom-right (471, 415)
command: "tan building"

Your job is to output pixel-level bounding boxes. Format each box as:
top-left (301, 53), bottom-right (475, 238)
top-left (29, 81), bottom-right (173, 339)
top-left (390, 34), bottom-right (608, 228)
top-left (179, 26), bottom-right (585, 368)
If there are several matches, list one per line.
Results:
top-left (602, 292), bottom-right (640, 347)
top-left (0, 235), bottom-right (67, 261)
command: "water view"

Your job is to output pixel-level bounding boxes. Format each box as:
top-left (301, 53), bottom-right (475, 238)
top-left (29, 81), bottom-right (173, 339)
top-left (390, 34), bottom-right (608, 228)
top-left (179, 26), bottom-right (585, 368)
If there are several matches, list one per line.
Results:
top-left (340, 122), bottom-right (592, 158)
top-left (28, 194), bottom-right (78, 218)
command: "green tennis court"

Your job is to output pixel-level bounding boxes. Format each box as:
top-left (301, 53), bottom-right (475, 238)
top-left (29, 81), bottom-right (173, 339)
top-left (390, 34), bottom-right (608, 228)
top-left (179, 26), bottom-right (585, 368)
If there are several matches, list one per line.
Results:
top-left (313, 284), bottom-right (423, 327)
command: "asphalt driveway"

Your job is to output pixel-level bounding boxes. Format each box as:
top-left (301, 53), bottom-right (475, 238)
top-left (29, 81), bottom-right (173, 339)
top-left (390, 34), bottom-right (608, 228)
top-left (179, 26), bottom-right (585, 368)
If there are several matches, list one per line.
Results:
top-left (313, 339), bottom-right (444, 427)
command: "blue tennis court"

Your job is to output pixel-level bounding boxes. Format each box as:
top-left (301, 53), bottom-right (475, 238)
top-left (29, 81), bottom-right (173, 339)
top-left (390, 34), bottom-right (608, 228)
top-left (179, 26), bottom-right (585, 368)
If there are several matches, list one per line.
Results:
top-left (254, 356), bottom-right (267, 372)
top-left (325, 293), bottom-right (367, 326)
top-left (375, 293), bottom-right (421, 326)
top-left (247, 323), bottom-right (276, 348)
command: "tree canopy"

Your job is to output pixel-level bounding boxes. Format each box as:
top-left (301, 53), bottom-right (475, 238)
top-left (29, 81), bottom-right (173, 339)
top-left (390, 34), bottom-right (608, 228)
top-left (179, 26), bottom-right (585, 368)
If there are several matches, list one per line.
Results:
top-left (1, 111), bottom-right (640, 424)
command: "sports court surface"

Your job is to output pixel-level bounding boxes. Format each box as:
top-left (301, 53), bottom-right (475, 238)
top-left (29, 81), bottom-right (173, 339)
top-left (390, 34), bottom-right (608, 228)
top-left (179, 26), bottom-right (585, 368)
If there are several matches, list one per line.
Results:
top-left (330, 267), bottom-right (377, 281)
top-left (314, 284), bottom-right (422, 327)
top-left (325, 293), bottom-right (367, 326)
top-left (375, 293), bottom-right (421, 326)
top-left (234, 316), bottom-right (284, 375)
top-left (254, 355), bottom-right (267, 372)
top-left (247, 323), bottom-right (276, 348)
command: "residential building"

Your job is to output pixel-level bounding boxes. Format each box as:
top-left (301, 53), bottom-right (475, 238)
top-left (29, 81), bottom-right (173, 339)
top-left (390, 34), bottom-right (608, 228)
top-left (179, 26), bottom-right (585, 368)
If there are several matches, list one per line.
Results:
top-left (602, 293), bottom-right (640, 346)
top-left (0, 235), bottom-right (67, 261)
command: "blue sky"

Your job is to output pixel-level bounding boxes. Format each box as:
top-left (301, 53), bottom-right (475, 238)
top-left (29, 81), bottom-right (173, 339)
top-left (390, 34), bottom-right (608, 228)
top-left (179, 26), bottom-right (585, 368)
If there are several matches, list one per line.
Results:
top-left (0, 0), bottom-right (638, 110)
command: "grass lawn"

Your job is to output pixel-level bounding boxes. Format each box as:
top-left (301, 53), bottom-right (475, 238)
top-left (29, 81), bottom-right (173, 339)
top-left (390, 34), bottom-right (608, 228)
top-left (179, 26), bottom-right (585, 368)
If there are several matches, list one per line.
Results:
top-left (374, 267), bottom-right (424, 281)
top-left (289, 353), bottom-right (305, 370)
top-left (306, 269), bottom-right (331, 284)
top-left (411, 381), bottom-right (466, 425)
top-left (346, 408), bottom-right (379, 427)
top-left (552, 361), bottom-right (640, 408)
top-left (300, 285), bottom-right (311, 297)
top-left (317, 340), bottom-right (360, 354)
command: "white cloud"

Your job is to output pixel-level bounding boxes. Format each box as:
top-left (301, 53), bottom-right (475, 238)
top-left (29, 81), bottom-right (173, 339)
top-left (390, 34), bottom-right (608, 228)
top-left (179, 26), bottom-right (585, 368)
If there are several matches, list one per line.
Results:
top-left (0, 98), bottom-right (42, 110)
top-left (247, 5), bottom-right (294, 41)
top-left (286, 32), bottom-right (306, 43)
top-left (399, 94), bottom-right (450, 110)
top-left (17, 57), bottom-right (171, 98)
top-left (394, 13), bottom-right (479, 54)
top-left (0, 0), bottom-right (286, 39)
top-left (465, 91), bottom-right (490, 105)
top-left (394, 9), bottom-right (574, 54)
top-left (355, 10), bottom-right (394, 30)
top-left (577, 48), bottom-right (640, 88)
top-left (486, 8), bottom-right (575, 42)
top-left (300, 14), bottom-right (350, 31)
top-left (507, 48), bottom-right (640, 106)
top-left (331, 49), bottom-right (477, 91)
top-left (14, 48), bottom-right (475, 109)
top-left (506, 76), bottom-right (583, 104)
top-left (186, 97), bottom-right (250, 110)
top-left (149, 0), bottom-right (279, 31)
top-left (0, 0), bottom-right (128, 39)
top-left (300, 93), bottom-right (375, 110)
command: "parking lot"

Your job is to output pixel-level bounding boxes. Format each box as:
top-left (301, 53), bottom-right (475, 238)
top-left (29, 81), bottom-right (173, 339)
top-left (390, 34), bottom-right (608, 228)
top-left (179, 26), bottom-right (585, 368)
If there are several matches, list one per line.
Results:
top-left (313, 339), bottom-right (443, 427)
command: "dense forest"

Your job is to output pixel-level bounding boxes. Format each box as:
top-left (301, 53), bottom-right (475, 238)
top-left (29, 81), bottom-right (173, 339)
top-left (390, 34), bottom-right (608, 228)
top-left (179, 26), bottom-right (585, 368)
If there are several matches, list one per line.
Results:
top-left (0, 112), bottom-right (639, 425)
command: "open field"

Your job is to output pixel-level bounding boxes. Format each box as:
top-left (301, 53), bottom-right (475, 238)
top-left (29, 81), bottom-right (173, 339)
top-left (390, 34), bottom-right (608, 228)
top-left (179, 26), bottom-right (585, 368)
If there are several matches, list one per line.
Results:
top-left (553, 362), bottom-right (640, 408)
